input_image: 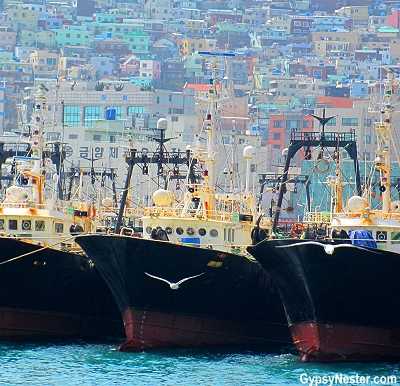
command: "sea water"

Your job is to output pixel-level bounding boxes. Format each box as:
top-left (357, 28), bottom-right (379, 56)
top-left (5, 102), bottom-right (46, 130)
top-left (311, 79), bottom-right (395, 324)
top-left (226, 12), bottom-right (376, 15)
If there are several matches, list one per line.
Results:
top-left (0, 340), bottom-right (399, 385)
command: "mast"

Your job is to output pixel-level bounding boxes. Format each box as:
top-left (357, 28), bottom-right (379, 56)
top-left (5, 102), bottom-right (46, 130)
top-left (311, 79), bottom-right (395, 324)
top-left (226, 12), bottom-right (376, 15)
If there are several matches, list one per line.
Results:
top-left (28, 85), bottom-right (47, 205)
top-left (197, 51), bottom-right (235, 215)
top-left (374, 70), bottom-right (395, 215)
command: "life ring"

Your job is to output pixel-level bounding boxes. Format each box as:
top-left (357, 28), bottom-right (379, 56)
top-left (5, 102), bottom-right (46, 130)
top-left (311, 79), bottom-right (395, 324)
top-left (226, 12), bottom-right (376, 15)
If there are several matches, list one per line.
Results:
top-left (314, 159), bottom-right (330, 174)
top-left (291, 223), bottom-right (306, 238)
top-left (87, 204), bottom-right (96, 218)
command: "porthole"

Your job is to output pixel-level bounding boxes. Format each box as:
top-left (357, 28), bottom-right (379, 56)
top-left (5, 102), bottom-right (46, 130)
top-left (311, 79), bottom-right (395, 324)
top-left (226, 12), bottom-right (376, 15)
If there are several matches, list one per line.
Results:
top-left (210, 229), bottom-right (218, 237)
top-left (165, 227), bottom-right (173, 235)
top-left (198, 228), bottom-right (206, 236)
top-left (145, 226), bottom-right (152, 235)
top-left (376, 231), bottom-right (387, 241)
top-left (187, 227), bottom-right (195, 235)
top-left (176, 227), bottom-right (184, 235)
top-left (22, 220), bottom-right (31, 230)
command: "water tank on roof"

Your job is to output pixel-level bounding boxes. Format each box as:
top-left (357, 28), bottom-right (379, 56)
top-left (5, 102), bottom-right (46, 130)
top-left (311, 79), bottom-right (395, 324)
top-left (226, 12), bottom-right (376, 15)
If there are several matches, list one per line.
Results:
top-left (105, 107), bottom-right (116, 120)
top-left (381, 12), bottom-right (385, 16)
top-left (106, 32), bottom-right (112, 38)
top-left (17, 67), bottom-right (23, 72)
top-left (397, 4), bottom-right (400, 8)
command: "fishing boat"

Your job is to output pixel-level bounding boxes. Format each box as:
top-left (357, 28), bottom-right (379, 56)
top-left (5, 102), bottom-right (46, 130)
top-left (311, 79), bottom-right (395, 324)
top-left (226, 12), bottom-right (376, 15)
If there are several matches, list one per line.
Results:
top-left (0, 85), bottom-right (124, 339)
top-left (247, 70), bottom-right (400, 362)
top-left (75, 52), bottom-right (291, 351)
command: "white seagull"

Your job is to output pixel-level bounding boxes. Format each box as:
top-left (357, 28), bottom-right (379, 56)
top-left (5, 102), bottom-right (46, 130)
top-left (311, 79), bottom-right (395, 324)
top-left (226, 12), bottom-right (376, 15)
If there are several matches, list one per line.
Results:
top-left (276, 241), bottom-right (381, 255)
top-left (144, 272), bottom-right (205, 290)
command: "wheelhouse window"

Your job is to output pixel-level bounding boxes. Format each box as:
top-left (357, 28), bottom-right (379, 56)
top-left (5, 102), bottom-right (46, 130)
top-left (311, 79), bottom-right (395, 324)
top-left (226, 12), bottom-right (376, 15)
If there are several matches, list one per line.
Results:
top-left (55, 223), bottom-right (64, 233)
top-left (35, 220), bottom-right (45, 231)
top-left (9, 219), bottom-right (17, 230)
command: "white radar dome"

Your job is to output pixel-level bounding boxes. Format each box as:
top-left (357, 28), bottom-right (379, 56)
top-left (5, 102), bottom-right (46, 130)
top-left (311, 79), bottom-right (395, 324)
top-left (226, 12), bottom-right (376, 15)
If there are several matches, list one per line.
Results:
top-left (153, 189), bottom-right (174, 207)
top-left (347, 196), bottom-right (368, 212)
top-left (102, 197), bottom-right (114, 207)
top-left (243, 145), bottom-right (255, 159)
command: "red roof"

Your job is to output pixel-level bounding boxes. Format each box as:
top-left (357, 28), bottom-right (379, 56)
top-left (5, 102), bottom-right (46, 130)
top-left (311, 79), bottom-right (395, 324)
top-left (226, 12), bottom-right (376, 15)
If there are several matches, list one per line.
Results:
top-left (184, 83), bottom-right (221, 92)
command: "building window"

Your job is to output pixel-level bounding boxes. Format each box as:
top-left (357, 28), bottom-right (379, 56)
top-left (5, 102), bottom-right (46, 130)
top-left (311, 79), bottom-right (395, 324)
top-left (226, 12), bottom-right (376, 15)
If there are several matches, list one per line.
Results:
top-left (364, 118), bottom-right (372, 127)
top-left (363, 135), bottom-right (371, 144)
top-left (64, 105), bottom-right (81, 126)
top-left (273, 120), bottom-right (283, 128)
top-left (84, 106), bottom-right (102, 127)
top-left (128, 106), bottom-right (144, 115)
top-left (273, 132), bottom-right (281, 140)
top-left (342, 118), bottom-right (358, 126)
top-left (69, 134), bottom-right (78, 140)
top-left (93, 135), bottom-right (101, 141)
top-left (326, 118), bottom-right (336, 126)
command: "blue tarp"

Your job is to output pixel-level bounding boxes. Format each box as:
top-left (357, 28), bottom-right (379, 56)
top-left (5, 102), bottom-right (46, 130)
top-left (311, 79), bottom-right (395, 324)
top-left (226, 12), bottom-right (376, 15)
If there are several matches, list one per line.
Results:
top-left (348, 230), bottom-right (377, 249)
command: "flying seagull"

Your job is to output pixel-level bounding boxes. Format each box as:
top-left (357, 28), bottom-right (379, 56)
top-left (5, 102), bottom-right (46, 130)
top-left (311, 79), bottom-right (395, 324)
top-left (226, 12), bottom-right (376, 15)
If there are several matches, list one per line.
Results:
top-left (144, 272), bottom-right (205, 290)
top-left (276, 241), bottom-right (381, 255)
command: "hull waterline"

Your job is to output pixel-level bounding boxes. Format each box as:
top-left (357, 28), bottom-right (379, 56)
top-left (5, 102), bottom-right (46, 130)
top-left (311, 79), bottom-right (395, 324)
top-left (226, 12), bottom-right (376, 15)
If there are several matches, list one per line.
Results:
top-left (290, 322), bottom-right (400, 362)
top-left (247, 239), bottom-right (400, 362)
top-left (76, 234), bottom-right (292, 351)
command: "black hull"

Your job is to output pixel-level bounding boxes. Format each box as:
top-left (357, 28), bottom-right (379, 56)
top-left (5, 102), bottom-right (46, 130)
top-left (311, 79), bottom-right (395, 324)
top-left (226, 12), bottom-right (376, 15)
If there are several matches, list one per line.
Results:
top-left (75, 234), bottom-right (291, 350)
top-left (247, 239), bottom-right (400, 361)
top-left (0, 237), bottom-right (124, 339)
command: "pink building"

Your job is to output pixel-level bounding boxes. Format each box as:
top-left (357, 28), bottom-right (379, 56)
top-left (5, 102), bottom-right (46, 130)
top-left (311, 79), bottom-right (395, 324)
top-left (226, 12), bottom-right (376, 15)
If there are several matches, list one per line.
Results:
top-left (387, 9), bottom-right (400, 29)
top-left (139, 56), bottom-right (162, 80)
top-left (119, 55), bottom-right (139, 76)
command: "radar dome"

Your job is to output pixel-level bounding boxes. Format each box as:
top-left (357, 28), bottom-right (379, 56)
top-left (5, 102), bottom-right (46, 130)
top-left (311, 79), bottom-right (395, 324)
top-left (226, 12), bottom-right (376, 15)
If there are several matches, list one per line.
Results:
top-left (347, 196), bottom-right (368, 212)
top-left (243, 145), bottom-right (255, 159)
top-left (157, 118), bottom-right (168, 131)
top-left (153, 189), bottom-right (174, 207)
top-left (102, 197), bottom-right (114, 207)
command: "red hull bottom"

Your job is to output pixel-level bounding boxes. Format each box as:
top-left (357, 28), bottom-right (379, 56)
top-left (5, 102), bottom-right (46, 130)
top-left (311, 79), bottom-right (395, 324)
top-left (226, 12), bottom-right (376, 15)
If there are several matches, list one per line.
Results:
top-left (119, 308), bottom-right (288, 351)
top-left (290, 322), bottom-right (400, 362)
top-left (0, 307), bottom-right (123, 339)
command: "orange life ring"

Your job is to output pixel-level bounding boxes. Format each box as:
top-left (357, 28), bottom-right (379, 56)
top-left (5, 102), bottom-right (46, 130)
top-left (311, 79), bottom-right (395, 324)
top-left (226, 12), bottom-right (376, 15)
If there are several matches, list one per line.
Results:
top-left (88, 204), bottom-right (96, 218)
top-left (291, 223), bottom-right (305, 238)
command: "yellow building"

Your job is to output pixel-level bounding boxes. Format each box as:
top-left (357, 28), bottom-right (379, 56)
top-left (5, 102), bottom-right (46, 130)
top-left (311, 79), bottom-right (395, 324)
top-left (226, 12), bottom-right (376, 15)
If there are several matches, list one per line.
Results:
top-left (29, 49), bottom-right (59, 78)
top-left (311, 31), bottom-right (360, 54)
top-left (180, 38), bottom-right (217, 55)
top-left (335, 6), bottom-right (369, 26)
top-left (7, 6), bottom-right (38, 30)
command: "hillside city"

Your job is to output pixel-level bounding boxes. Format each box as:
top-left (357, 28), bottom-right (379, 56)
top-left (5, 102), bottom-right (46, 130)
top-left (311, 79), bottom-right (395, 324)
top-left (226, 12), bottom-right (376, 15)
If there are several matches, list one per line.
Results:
top-left (0, 0), bottom-right (399, 173)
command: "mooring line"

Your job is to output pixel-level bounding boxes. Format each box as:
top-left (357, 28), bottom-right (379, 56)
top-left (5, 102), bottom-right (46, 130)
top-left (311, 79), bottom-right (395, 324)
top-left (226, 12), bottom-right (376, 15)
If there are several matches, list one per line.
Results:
top-left (0, 235), bottom-right (78, 266)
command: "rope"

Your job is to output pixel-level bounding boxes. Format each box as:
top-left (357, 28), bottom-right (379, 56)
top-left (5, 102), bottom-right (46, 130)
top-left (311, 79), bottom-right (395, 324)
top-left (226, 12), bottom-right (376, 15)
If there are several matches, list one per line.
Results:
top-left (0, 235), bottom-right (78, 266)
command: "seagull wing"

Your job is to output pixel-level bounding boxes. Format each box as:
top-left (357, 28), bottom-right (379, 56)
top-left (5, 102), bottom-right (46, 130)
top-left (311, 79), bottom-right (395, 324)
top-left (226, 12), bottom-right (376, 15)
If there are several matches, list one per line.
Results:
top-left (176, 272), bottom-right (205, 286)
top-left (144, 272), bottom-right (173, 286)
top-left (334, 244), bottom-right (381, 254)
top-left (276, 241), bottom-right (325, 249)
